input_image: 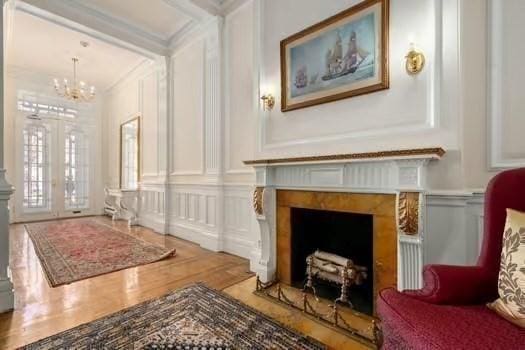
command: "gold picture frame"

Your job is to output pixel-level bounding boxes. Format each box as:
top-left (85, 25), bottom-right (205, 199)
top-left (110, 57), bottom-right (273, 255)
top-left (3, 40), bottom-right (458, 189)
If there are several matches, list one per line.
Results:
top-left (119, 116), bottom-right (141, 190)
top-left (280, 0), bottom-right (389, 112)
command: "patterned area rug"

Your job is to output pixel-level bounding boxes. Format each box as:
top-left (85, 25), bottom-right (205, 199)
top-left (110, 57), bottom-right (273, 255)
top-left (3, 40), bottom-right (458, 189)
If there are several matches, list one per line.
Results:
top-left (25, 218), bottom-right (176, 287)
top-left (21, 283), bottom-right (326, 349)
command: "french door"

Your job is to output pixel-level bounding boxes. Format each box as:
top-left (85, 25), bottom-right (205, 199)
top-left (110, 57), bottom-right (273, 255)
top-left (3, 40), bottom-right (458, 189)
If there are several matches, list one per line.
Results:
top-left (14, 114), bottom-right (95, 222)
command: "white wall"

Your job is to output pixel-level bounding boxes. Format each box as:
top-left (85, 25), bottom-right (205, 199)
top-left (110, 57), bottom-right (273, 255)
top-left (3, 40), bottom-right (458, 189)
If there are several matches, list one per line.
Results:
top-left (171, 38), bottom-right (205, 177)
top-left (165, 17), bottom-right (258, 262)
top-left (100, 0), bottom-right (525, 269)
top-left (224, 0), bottom-right (257, 183)
top-left (102, 58), bottom-right (167, 232)
top-left (103, 60), bottom-right (161, 187)
top-left (218, 0), bottom-right (523, 267)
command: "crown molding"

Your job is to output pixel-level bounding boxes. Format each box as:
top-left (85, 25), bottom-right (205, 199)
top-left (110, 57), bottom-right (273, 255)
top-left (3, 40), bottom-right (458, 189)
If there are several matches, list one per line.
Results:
top-left (16, 0), bottom-right (230, 58)
top-left (16, 0), bottom-right (164, 57)
top-left (189, 0), bottom-right (250, 16)
top-left (67, 0), bottom-right (173, 43)
top-left (163, 0), bottom-right (217, 20)
top-left (168, 20), bottom-right (201, 51)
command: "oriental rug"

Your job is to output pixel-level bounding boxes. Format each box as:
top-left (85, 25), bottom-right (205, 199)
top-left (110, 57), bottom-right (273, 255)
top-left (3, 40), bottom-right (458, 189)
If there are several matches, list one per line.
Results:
top-left (20, 283), bottom-right (326, 349)
top-left (25, 218), bottom-right (176, 287)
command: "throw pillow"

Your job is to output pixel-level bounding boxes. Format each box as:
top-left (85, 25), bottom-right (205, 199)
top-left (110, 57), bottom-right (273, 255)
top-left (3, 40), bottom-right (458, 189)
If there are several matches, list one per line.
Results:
top-left (488, 208), bottom-right (525, 328)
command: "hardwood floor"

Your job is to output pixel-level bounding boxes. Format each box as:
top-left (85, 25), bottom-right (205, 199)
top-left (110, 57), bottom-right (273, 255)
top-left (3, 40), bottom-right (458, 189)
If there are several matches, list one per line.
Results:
top-left (0, 216), bottom-right (369, 349)
top-left (0, 217), bottom-right (253, 349)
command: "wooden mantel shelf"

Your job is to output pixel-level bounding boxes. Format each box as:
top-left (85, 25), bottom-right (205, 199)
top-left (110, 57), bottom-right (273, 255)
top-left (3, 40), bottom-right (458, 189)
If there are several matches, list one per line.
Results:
top-left (243, 147), bottom-right (445, 166)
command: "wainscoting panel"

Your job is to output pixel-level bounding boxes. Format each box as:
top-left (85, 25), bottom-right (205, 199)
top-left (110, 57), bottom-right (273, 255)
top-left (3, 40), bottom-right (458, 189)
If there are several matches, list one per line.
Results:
top-left (223, 185), bottom-right (257, 260)
top-left (166, 183), bottom-right (257, 261)
top-left (425, 192), bottom-right (484, 267)
top-left (138, 183), bottom-right (166, 234)
top-left (168, 185), bottom-right (219, 250)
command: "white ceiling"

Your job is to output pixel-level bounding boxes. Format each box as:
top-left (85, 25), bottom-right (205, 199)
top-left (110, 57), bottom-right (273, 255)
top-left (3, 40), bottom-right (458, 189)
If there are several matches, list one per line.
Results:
top-left (8, 10), bottom-right (149, 91)
top-left (81, 0), bottom-right (193, 41)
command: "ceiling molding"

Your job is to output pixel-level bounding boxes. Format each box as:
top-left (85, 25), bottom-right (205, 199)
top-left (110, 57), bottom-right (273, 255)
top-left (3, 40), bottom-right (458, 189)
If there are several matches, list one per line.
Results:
top-left (163, 0), bottom-right (218, 20)
top-left (16, 0), bottom-right (229, 57)
top-left (14, 0), bottom-right (249, 60)
top-left (187, 0), bottom-right (250, 16)
top-left (18, 0), bottom-right (168, 56)
top-left (67, 0), bottom-right (172, 42)
top-left (168, 20), bottom-right (201, 51)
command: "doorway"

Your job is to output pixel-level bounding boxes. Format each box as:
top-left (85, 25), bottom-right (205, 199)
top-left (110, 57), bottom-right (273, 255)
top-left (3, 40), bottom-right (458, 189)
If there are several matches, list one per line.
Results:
top-left (13, 99), bottom-right (96, 222)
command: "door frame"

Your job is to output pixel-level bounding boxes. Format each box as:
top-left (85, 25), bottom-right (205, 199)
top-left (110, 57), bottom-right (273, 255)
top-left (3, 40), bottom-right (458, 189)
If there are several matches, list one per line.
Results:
top-left (13, 111), bottom-right (98, 223)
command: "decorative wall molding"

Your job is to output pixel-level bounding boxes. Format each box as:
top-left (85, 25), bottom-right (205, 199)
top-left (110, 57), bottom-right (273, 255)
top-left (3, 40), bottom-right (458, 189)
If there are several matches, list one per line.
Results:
top-left (256, 1), bottom-right (445, 151)
top-left (425, 191), bottom-right (485, 266)
top-left (244, 148), bottom-right (445, 165)
top-left (487, 0), bottom-right (525, 169)
top-left (252, 156), bottom-right (437, 193)
top-left (223, 0), bottom-right (258, 176)
top-left (224, 184), bottom-right (257, 260)
top-left (138, 183), bottom-right (167, 233)
top-left (169, 37), bottom-right (206, 178)
top-left (204, 17), bottom-right (223, 175)
top-left (164, 183), bottom-right (256, 258)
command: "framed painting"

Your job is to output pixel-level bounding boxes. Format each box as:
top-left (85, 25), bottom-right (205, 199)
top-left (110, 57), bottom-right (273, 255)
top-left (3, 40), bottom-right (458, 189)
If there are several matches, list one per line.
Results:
top-left (280, 0), bottom-right (389, 112)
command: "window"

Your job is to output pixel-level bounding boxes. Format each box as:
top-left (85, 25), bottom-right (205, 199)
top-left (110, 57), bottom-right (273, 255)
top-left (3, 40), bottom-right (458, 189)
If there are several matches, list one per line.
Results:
top-left (64, 127), bottom-right (89, 209)
top-left (23, 124), bottom-right (50, 211)
top-left (17, 99), bottom-right (78, 118)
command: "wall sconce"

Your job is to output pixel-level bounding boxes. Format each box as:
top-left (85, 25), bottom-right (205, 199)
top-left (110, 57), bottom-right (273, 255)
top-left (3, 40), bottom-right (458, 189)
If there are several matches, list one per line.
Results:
top-left (261, 94), bottom-right (275, 111)
top-left (405, 43), bottom-right (425, 75)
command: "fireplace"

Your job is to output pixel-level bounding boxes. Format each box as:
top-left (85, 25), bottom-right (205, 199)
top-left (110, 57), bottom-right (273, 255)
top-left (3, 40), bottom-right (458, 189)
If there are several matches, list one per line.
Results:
top-left (276, 190), bottom-right (398, 315)
top-left (290, 207), bottom-right (374, 315)
top-left (247, 149), bottom-right (443, 345)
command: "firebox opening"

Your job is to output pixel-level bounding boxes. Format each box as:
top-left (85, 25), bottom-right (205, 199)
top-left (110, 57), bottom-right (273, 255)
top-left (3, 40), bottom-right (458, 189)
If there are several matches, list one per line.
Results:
top-left (290, 207), bottom-right (374, 315)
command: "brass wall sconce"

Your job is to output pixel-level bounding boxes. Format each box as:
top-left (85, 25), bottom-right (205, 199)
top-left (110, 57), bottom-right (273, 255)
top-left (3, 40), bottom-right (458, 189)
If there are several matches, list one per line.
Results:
top-left (405, 44), bottom-right (425, 75)
top-left (261, 94), bottom-right (275, 111)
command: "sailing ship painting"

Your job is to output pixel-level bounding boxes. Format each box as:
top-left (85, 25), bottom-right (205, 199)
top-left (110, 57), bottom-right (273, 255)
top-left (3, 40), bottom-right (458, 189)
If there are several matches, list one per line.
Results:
top-left (281, 0), bottom-right (389, 111)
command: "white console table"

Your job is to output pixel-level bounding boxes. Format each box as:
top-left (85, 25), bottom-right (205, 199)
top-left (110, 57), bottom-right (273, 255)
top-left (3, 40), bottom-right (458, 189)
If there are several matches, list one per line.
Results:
top-left (104, 188), bottom-right (139, 226)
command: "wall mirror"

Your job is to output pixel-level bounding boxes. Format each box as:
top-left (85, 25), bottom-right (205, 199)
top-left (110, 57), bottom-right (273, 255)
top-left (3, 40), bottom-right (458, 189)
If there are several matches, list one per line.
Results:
top-left (120, 116), bottom-right (140, 190)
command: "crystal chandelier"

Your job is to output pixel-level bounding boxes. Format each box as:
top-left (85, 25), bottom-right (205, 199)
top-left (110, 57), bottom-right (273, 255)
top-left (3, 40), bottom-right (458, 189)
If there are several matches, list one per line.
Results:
top-left (54, 58), bottom-right (95, 102)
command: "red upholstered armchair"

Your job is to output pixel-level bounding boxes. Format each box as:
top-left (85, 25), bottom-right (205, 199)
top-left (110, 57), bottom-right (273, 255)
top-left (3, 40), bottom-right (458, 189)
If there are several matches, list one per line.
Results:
top-left (377, 168), bottom-right (525, 350)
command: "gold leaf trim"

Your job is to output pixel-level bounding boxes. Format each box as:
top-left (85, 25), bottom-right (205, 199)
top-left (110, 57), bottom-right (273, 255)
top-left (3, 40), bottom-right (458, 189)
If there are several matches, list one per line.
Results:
top-left (243, 147), bottom-right (445, 165)
top-left (399, 192), bottom-right (419, 235)
top-left (253, 187), bottom-right (264, 216)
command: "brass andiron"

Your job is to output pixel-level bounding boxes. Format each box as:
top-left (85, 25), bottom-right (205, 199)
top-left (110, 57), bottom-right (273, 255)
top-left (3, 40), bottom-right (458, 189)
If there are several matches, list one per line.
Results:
top-left (254, 275), bottom-right (381, 348)
top-left (303, 250), bottom-right (367, 308)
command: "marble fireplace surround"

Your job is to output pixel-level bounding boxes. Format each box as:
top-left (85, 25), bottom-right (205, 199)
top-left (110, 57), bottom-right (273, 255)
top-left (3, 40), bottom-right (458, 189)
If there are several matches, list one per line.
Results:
top-left (245, 148), bottom-right (445, 291)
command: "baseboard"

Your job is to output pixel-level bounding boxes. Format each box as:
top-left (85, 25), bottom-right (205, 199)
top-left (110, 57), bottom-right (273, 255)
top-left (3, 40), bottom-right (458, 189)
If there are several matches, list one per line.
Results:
top-left (223, 234), bottom-right (254, 260)
top-left (138, 215), bottom-right (166, 234)
top-left (0, 279), bottom-right (14, 314)
top-left (168, 221), bottom-right (221, 251)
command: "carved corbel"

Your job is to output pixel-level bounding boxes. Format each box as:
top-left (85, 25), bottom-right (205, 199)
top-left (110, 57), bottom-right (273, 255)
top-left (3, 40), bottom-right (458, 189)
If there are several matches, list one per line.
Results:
top-left (398, 192), bottom-right (420, 235)
top-left (253, 187), bottom-right (265, 216)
